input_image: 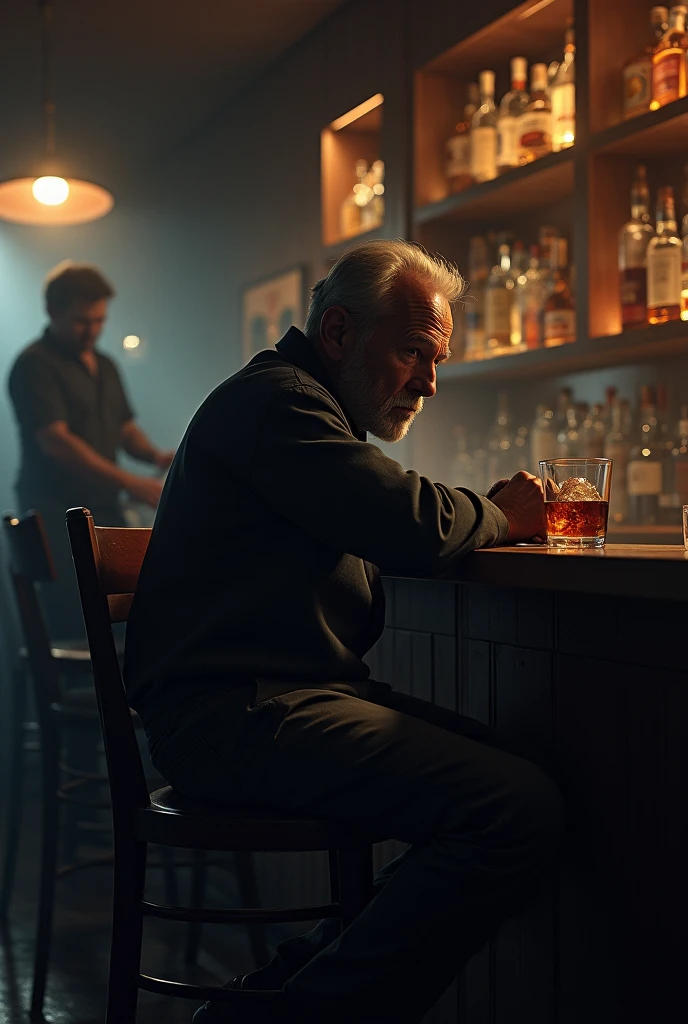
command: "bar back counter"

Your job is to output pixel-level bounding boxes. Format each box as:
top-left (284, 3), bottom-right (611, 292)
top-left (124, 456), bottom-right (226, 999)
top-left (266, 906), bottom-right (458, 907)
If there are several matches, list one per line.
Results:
top-left (365, 545), bottom-right (688, 1024)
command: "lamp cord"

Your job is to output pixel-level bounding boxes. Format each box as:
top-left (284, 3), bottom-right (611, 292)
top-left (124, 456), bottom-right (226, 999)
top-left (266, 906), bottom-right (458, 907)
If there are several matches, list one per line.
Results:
top-left (39, 0), bottom-right (56, 158)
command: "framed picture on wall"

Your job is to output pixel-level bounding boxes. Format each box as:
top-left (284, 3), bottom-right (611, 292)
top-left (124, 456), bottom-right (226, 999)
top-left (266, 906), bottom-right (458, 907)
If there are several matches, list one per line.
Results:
top-left (241, 266), bottom-right (306, 362)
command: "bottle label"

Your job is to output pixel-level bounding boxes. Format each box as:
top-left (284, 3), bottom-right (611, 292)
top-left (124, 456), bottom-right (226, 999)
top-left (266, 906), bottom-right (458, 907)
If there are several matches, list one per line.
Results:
top-left (519, 111), bottom-right (551, 151)
top-left (446, 135), bottom-right (471, 178)
top-left (551, 83), bottom-right (576, 150)
top-left (484, 289), bottom-right (512, 341)
top-left (627, 460), bottom-right (662, 496)
top-left (470, 127), bottom-right (497, 182)
top-left (623, 58), bottom-right (652, 117)
top-left (647, 247), bottom-right (682, 309)
top-left (497, 118), bottom-right (521, 168)
top-left (653, 51), bottom-right (683, 104)
top-left (543, 309), bottom-right (576, 342)
top-left (620, 267), bottom-right (648, 327)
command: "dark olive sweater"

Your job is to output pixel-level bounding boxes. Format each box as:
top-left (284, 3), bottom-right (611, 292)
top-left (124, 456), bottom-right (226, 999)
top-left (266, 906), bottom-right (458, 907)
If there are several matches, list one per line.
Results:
top-left (123, 328), bottom-right (508, 721)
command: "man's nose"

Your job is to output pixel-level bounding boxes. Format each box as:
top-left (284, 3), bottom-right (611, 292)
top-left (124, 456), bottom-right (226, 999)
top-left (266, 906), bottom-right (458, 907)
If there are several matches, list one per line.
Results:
top-left (413, 365), bottom-right (437, 399)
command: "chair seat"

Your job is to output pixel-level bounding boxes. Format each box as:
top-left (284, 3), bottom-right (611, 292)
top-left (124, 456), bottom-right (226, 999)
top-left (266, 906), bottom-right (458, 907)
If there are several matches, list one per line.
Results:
top-left (140, 786), bottom-right (384, 853)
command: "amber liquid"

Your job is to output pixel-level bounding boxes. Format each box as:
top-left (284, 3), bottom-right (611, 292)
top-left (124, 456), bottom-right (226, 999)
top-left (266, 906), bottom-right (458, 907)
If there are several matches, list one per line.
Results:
top-left (545, 500), bottom-right (609, 539)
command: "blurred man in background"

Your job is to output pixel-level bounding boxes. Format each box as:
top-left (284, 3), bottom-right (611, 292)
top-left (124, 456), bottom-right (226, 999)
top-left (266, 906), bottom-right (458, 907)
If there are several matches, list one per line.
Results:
top-left (7, 261), bottom-right (174, 639)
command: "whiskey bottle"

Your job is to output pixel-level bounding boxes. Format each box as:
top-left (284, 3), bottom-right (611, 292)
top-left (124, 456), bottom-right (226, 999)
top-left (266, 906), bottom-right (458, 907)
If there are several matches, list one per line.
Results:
top-left (446, 83), bottom-right (479, 194)
top-left (651, 5), bottom-right (688, 108)
top-left (544, 238), bottom-right (576, 346)
top-left (497, 57), bottom-right (529, 174)
top-left (519, 63), bottom-right (552, 163)
top-left (530, 404), bottom-right (557, 473)
top-left (484, 243), bottom-right (515, 355)
top-left (471, 71), bottom-right (498, 184)
top-left (464, 235), bottom-right (489, 361)
top-left (619, 164), bottom-right (655, 329)
top-left (623, 7), bottom-right (669, 119)
top-left (628, 386), bottom-right (663, 524)
top-left (604, 399), bottom-right (632, 523)
top-left (516, 244), bottom-right (547, 349)
top-left (550, 23), bottom-right (576, 150)
top-left (646, 186), bottom-right (682, 323)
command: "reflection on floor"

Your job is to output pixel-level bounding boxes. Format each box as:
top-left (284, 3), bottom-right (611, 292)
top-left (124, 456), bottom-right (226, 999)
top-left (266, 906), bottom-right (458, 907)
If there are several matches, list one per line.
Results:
top-left (0, 758), bottom-right (259, 1024)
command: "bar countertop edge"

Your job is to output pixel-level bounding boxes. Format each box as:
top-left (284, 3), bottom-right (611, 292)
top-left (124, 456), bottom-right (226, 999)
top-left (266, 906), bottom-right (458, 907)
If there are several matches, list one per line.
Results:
top-left (389, 544), bottom-right (688, 602)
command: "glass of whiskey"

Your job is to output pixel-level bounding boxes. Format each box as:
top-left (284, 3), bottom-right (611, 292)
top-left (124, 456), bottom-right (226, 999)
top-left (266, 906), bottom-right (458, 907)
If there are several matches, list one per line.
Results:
top-left (539, 458), bottom-right (613, 548)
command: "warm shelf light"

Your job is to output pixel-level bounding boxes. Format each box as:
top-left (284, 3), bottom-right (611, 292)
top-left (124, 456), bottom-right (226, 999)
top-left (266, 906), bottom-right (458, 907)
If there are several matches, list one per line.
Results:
top-left (330, 93), bottom-right (384, 131)
top-left (0, 1), bottom-right (114, 227)
top-left (518, 0), bottom-right (557, 18)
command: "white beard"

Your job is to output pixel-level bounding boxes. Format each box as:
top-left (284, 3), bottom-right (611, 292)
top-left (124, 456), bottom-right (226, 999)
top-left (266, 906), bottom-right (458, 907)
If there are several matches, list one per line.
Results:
top-left (338, 339), bottom-right (423, 443)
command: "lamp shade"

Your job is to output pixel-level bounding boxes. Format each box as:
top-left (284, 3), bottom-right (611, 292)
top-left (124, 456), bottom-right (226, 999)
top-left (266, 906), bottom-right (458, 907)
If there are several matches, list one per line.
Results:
top-left (0, 176), bottom-right (114, 226)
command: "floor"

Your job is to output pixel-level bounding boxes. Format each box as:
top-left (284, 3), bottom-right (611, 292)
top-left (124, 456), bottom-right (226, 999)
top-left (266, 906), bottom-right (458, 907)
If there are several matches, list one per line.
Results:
top-left (0, 752), bottom-right (264, 1024)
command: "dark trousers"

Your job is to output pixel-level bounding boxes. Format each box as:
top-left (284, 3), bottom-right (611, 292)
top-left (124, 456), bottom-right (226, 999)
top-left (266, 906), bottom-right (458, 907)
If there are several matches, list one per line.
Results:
top-left (16, 494), bottom-right (125, 640)
top-left (146, 681), bottom-right (565, 1024)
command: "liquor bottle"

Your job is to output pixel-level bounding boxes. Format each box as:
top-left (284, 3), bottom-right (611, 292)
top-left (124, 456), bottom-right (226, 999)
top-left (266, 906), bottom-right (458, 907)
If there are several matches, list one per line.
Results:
top-left (670, 404), bottom-right (688, 511)
top-left (360, 160), bottom-right (385, 231)
top-left (451, 426), bottom-right (476, 489)
top-left (623, 7), bottom-right (669, 119)
top-left (550, 23), bottom-right (576, 151)
top-left (544, 238), bottom-right (576, 346)
top-left (516, 244), bottom-right (546, 349)
top-left (604, 399), bottom-right (632, 523)
top-left (647, 186), bottom-right (682, 323)
top-left (530, 404), bottom-right (557, 473)
top-left (508, 241), bottom-right (528, 348)
top-left (484, 243), bottom-right (515, 354)
top-left (619, 165), bottom-right (655, 329)
top-left (651, 5), bottom-right (688, 108)
top-left (581, 404), bottom-right (607, 458)
top-left (464, 235), bottom-right (489, 360)
top-left (471, 71), bottom-right (498, 184)
top-left (498, 57), bottom-right (529, 174)
top-left (682, 186), bottom-right (688, 319)
top-left (553, 386), bottom-right (574, 442)
top-left (339, 159), bottom-right (369, 239)
top-left (628, 386), bottom-right (663, 524)
top-left (446, 83), bottom-right (480, 193)
top-left (557, 403), bottom-right (583, 457)
top-left (487, 393), bottom-right (517, 481)
top-left (519, 63), bottom-right (552, 163)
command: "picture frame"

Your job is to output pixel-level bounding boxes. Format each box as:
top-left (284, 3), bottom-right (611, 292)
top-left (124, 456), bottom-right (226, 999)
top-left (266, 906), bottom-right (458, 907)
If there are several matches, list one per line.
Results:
top-left (241, 265), bottom-right (306, 362)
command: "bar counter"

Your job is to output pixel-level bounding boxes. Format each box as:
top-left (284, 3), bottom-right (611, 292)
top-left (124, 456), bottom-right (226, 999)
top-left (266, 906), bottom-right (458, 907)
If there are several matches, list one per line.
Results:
top-left (363, 543), bottom-right (687, 1024)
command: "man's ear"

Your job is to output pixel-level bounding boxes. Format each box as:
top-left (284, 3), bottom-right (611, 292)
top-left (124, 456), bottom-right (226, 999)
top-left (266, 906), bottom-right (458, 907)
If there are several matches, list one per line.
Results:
top-left (320, 305), bottom-right (353, 364)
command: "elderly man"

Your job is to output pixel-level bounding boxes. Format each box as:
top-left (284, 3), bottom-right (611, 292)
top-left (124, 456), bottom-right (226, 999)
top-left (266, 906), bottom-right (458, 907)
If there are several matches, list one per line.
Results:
top-left (124, 240), bottom-right (563, 1024)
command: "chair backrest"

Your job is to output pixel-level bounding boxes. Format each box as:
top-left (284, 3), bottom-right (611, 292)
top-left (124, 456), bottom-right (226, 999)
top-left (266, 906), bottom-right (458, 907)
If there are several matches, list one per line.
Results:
top-left (66, 507), bottom-right (152, 814)
top-left (3, 511), bottom-right (61, 709)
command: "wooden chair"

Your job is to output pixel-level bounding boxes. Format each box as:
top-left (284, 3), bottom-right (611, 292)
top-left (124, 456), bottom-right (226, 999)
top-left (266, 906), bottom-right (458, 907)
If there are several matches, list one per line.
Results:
top-left (0, 511), bottom-right (206, 1021)
top-left (66, 505), bottom-right (381, 1022)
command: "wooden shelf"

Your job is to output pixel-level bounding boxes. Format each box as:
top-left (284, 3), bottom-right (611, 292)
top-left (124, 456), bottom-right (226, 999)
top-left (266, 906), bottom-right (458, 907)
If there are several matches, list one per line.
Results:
top-left (414, 150), bottom-right (574, 228)
top-left (438, 320), bottom-right (688, 382)
top-left (591, 96), bottom-right (688, 158)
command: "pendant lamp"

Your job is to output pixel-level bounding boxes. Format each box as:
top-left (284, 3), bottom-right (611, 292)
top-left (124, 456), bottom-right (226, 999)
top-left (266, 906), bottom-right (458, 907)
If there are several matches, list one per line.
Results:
top-left (0, 0), bottom-right (114, 226)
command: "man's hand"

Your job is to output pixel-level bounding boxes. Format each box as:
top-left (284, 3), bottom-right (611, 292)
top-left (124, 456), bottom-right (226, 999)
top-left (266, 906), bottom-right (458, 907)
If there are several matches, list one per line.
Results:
top-left (487, 470), bottom-right (546, 543)
top-left (126, 475), bottom-right (164, 509)
top-left (154, 450), bottom-right (176, 472)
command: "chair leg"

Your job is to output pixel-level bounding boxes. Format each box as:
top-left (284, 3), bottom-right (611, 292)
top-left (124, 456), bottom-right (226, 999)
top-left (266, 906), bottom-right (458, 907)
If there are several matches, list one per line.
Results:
top-left (105, 839), bottom-right (146, 1024)
top-left (0, 667), bottom-right (27, 919)
top-left (336, 846), bottom-right (374, 928)
top-left (29, 731), bottom-right (60, 1021)
top-left (160, 844), bottom-right (178, 906)
top-left (234, 851), bottom-right (270, 968)
top-left (184, 849), bottom-right (207, 964)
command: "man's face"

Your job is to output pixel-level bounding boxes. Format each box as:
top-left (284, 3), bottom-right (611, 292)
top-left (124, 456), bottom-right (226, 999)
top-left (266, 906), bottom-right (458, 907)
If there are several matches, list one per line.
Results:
top-left (49, 298), bottom-right (108, 353)
top-left (338, 275), bottom-right (453, 443)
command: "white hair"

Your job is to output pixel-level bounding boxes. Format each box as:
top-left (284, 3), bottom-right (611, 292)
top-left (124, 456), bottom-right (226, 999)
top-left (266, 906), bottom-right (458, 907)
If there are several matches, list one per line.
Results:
top-left (304, 238), bottom-right (465, 341)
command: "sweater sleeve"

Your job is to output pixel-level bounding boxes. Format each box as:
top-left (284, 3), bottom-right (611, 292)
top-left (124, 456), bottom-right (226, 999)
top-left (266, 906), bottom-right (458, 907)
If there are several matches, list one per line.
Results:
top-left (249, 384), bottom-right (509, 578)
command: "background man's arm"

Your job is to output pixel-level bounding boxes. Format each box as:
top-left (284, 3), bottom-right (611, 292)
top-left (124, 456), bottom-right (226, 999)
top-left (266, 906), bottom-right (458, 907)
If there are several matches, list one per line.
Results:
top-left (120, 419), bottom-right (175, 470)
top-left (36, 422), bottom-right (163, 507)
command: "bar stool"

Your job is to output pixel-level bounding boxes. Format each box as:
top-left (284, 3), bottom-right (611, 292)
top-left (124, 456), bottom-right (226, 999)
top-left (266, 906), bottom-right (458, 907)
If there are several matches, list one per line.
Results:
top-left (66, 506), bottom-right (383, 1023)
top-left (1, 511), bottom-right (263, 1021)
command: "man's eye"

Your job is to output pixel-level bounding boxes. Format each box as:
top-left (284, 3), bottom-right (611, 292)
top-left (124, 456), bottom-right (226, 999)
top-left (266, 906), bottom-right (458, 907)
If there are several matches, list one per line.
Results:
top-left (406, 347), bottom-right (420, 358)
